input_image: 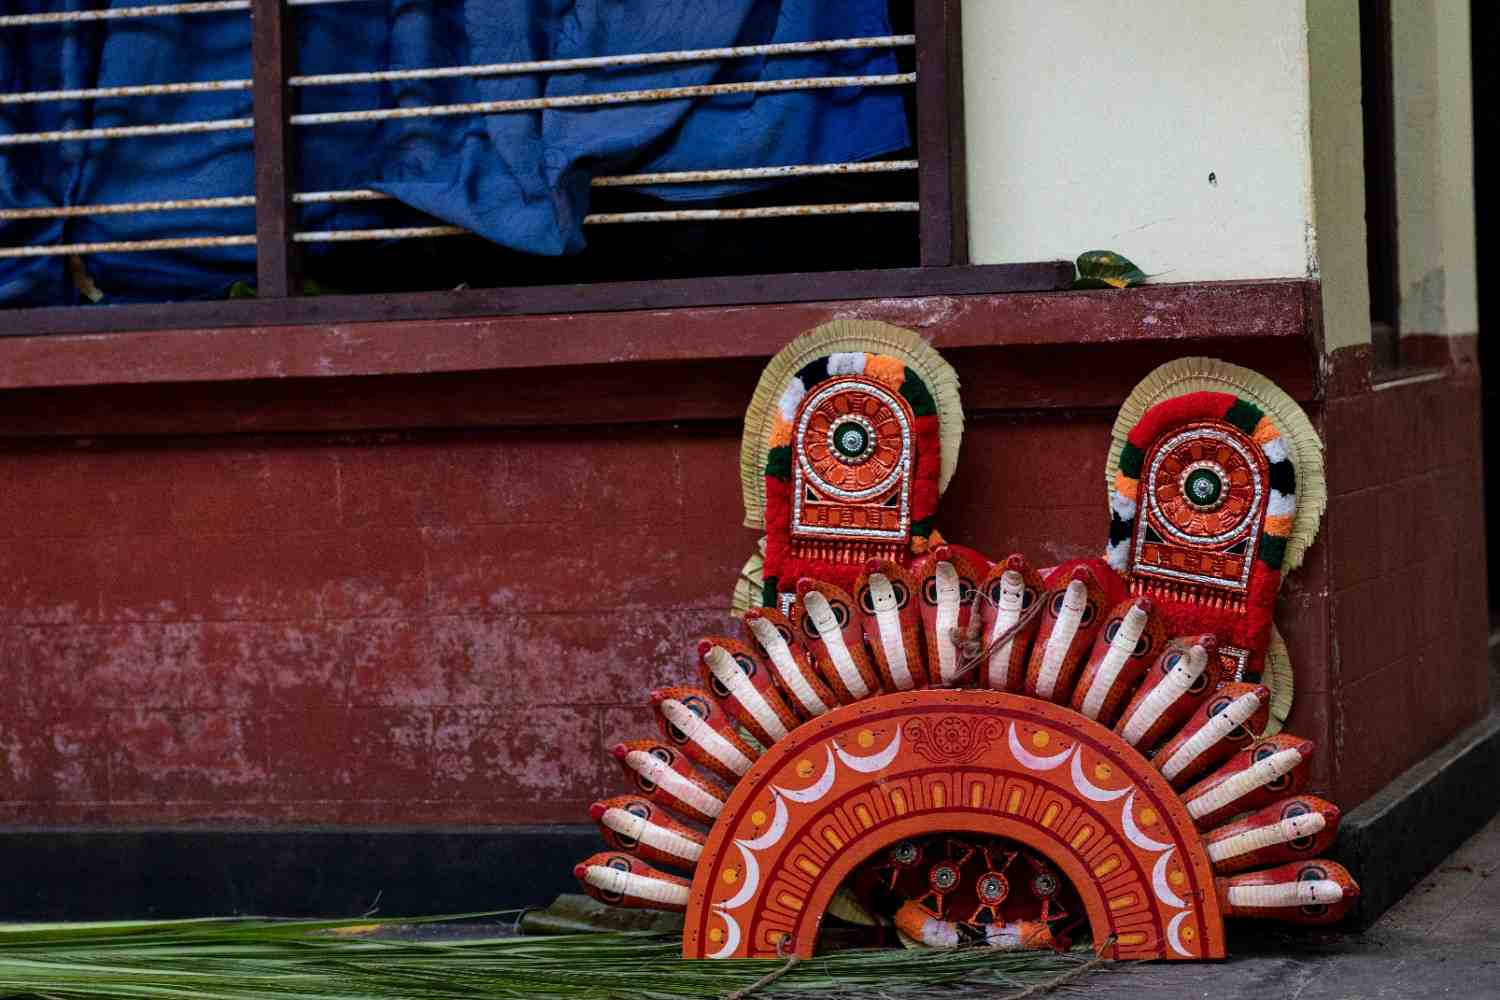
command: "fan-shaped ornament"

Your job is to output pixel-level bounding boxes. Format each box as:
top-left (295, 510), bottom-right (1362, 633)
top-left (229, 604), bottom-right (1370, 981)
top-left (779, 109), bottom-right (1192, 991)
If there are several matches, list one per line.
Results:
top-left (576, 333), bottom-right (1354, 962)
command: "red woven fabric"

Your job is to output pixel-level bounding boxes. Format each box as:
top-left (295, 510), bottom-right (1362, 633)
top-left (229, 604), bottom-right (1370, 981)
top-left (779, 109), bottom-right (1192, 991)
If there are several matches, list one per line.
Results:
top-left (911, 414), bottom-right (942, 524)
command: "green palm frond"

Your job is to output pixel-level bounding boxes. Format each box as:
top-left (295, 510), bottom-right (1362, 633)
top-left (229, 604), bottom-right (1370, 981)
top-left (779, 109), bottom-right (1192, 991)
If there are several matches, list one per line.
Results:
top-left (0, 915), bottom-right (1105, 1000)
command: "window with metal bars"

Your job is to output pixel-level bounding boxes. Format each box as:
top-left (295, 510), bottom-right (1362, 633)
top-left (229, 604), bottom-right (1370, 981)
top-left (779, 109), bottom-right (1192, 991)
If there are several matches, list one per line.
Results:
top-left (0, 1), bottom-right (1068, 336)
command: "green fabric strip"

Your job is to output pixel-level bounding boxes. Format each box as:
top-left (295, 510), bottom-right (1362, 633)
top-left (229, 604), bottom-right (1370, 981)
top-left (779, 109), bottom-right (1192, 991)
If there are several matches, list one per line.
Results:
top-left (899, 368), bottom-right (938, 417)
top-left (1224, 398), bottom-right (1265, 437)
top-left (765, 445), bottom-right (792, 479)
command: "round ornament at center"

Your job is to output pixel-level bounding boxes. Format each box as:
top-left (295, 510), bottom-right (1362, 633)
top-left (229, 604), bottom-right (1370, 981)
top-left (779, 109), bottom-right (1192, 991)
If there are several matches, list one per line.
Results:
top-left (1181, 464), bottom-right (1226, 510)
top-left (829, 417), bottom-right (877, 464)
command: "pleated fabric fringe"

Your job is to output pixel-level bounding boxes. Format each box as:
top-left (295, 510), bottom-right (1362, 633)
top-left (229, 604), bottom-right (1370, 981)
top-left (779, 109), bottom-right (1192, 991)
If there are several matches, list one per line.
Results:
top-left (1261, 626), bottom-right (1294, 736)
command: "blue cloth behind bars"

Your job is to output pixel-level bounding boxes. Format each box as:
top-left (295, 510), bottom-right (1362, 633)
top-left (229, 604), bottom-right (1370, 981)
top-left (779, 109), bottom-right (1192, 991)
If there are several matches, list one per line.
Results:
top-left (0, 0), bottom-right (908, 307)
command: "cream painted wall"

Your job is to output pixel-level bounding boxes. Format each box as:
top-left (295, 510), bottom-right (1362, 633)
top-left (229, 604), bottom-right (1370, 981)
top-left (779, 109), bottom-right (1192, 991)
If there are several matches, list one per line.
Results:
top-left (1391, 0), bottom-right (1479, 336)
top-left (1307, 0), bottom-right (1372, 353)
top-left (959, 0), bottom-right (1476, 352)
top-left (961, 0), bottom-right (1316, 284)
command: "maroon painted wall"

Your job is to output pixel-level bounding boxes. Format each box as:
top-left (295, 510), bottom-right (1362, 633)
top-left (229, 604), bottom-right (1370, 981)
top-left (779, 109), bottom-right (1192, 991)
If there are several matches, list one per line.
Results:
top-left (0, 329), bottom-right (1484, 826)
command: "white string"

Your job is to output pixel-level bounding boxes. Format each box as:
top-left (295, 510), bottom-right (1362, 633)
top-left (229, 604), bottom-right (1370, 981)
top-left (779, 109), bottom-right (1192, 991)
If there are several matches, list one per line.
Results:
top-left (290, 35), bottom-right (916, 88)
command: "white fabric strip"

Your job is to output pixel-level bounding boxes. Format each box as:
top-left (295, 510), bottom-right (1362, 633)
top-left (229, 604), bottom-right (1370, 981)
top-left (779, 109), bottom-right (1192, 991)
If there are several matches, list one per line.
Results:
top-left (1035, 580), bottom-right (1087, 700)
top-left (1227, 880), bottom-right (1343, 909)
top-left (1186, 747), bottom-right (1304, 820)
top-left (1105, 537), bottom-right (1130, 573)
top-left (600, 807), bottom-right (703, 865)
top-left (984, 570), bottom-right (1026, 690)
top-left (583, 865), bottom-right (690, 907)
top-left (746, 618), bottom-right (828, 717)
top-left (778, 379), bottom-right (807, 421)
top-left (805, 592), bottom-right (869, 698)
top-left (826, 351), bottom-right (868, 376)
top-left (625, 750), bottom-right (723, 819)
top-left (1120, 644), bottom-right (1208, 746)
top-left (1079, 601), bottom-right (1149, 718)
top-left (1208, 813), bottom-right (1327, 863)
top-left (703, 645), bottom-right (788, 743)
top-left (868, 574), bottom-right (914, 690)
top-left (660, 700), bottom-right (754, 777)
top-left (1159, 690), bottom-right (1263, 781)
top-left (1261, 435), bottom-right (1290, 464)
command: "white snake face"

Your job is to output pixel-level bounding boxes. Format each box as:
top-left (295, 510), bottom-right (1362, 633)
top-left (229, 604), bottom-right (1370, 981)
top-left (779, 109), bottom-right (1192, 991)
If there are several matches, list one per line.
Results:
top-left (803, 591), bottom-right (848, 634)
top-left (997, 571), bottom-right (1025, 610)
top-left (867, 573), bottom-right (901, 613)
top-left (1060, 579), bottom-right (1087, 614)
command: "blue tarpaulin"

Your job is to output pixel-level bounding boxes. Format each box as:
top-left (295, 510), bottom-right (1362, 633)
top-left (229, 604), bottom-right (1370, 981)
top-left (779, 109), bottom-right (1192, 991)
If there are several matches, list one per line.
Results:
top-left (0, 0), bottom-right (909, 307)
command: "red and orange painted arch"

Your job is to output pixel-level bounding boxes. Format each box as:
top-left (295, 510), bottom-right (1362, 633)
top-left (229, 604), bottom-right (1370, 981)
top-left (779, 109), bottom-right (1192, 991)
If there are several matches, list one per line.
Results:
top-left (683, 691), bottom-right (1224, 960)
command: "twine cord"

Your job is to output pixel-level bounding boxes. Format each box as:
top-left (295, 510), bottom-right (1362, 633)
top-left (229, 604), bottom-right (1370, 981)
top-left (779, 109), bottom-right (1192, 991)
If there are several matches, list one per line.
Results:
top-left (939, 590), bottom-right (1047, 688)
top-left (997, 934), bottom-right (1118, 1000)
top-left (723, 936), bottom-right (802, 1000)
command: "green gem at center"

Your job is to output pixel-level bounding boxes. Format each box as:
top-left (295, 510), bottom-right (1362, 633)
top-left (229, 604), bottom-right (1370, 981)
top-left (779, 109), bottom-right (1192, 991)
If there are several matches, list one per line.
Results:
top-left (833, 422), bottom-right (870, 459)
top-left (1184, 468), bottom-right (1223, 506)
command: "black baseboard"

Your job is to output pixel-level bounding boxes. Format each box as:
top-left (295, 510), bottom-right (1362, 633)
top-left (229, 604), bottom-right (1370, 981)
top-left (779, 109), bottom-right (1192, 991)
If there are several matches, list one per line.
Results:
top-left (1335, 709), bottom-right (1500, 927)
top-left (0, 824), bottom-right (604, 919)
top-left (5, 713), bottom-right (1497, 923)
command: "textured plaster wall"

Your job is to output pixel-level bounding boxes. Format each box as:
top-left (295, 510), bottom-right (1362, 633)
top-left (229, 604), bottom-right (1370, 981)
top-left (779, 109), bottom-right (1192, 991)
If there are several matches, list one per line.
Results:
top-left (961, 0), bottom-right (1316, 284)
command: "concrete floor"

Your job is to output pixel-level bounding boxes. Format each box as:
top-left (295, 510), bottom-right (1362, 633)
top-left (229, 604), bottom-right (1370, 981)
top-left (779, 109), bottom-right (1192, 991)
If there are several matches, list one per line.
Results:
top-left (1083, 810), bottom-right (1500, 999)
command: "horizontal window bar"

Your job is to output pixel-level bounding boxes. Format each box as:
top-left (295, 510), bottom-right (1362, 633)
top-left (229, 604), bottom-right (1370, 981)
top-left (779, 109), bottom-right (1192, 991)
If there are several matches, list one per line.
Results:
top-left (0, 203), bottom-right (917, 256)
top-left (290, 35), bottom-right (916, 87)
top-left (0, 117), bottom-right (252, 146)
top-left (0, 195), bottom-right (255, 221)
top-left (291, 74), bottom-right (915, 126)
top-left (0, 235), bottom-right (255, 258)
top-left (0, 0), bottom-right (367, 29)
top-left (0, 162), bottom-right (917, 219)
top-left (591, 160), bottom-right (919, 186)
top-left (0, 79), bottom-right (251, 106)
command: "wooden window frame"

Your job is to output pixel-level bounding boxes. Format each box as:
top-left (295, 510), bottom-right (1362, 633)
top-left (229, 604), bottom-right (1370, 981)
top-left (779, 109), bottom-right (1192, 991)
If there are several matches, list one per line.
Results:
top-left (1359, 0), bottom-right (1401, 371)
top-left (0, 0), bottom-right (1071, 340)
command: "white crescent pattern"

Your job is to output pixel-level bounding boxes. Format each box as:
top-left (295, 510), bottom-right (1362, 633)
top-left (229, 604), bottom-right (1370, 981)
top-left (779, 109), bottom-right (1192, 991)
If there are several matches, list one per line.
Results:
top-left (739, 792), bottom-right (790, 852)
top-left (1007, 722), bottom-right (1072, 770)
top-left (833, 729), bottom-right (902, 772)
top-left (708, 909), bottom-right (742, 959)
top-left (775, 745), bottom-right (837, 804)
top-left (1069, 746), bottom-right (1131, 802)
top-left (721, 840), bottom-right (761, 910)
top-left (1166, 910), bottom-right (1193, 958)
top-left (1152, 847), bottom-right (1186, 909)
top-left (1121, 789), bottom-right (1175, 853)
